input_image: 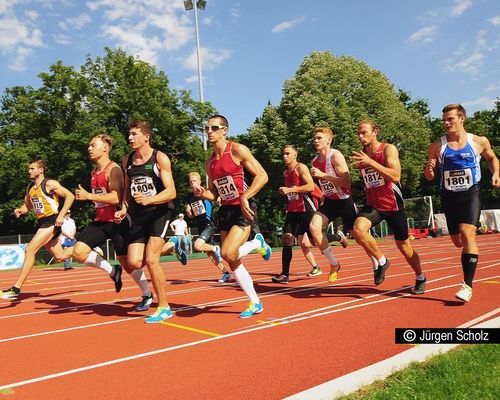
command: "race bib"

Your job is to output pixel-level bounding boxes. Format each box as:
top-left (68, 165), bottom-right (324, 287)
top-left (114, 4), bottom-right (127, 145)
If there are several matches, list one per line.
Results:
top-left (319, 179), bottom-right (339, 196)
top-left (361, 168), bottom-right (385, 188)
top-left (214, 175), bottom-right (239, 201)
top-left (286, 192), bottom-right (299, 201)
top-left (444, 169), bottom-right (473, 192)
top-left (92, 187), bottom-right (108, 208)
top-left (31, 197), bottom-right (44, 215)
top-left (190, 199), bottom-right (206, 216)
top-left (130, 176), bottom-right (157, 197)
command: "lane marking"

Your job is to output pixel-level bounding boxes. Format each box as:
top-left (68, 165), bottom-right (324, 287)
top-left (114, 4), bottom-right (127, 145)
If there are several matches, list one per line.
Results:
top-left (482, 280), bottom-right (499, 284)
top-left (0, 388), bottom-right (14, 395)
top-left (159, 321), bottom-right (221, 337)
top-left (1, 275), bottom-right (498, 391)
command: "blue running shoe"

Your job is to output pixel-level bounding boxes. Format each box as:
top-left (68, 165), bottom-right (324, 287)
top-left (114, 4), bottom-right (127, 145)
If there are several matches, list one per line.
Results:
top-left (255, 233), bottom-right (272, 261)
top-left (169, 237), bottom-right (188, 265)
top-left (239, 301), bottom-right (264, 318)
top-left (218, 271), bottom-right (231, 283)
top-left (135, 292), bottom-right (154, 312)
top-left (145, 306), bottom-right (172, 323)
top-left (213, 245), bottom-right (223, 263)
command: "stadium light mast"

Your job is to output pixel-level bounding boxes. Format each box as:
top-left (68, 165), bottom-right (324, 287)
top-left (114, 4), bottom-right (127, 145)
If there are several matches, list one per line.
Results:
top-left (184, 0), bottom-right (207, 152)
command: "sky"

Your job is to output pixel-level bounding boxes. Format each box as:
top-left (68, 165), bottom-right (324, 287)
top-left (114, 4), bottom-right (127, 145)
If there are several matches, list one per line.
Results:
top-left (0, 0), bottom-right (499, 136)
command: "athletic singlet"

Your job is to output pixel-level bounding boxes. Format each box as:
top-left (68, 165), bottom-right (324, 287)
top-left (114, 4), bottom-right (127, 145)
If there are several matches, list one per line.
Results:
top-left (126, 149), bottom-right (172, 214)
top-left (91, 161), bottom-right (118, 222)
top-left (360, 143), bottom-right (403, 212)
top-left (188, 194), bottom-right (213, 224)
top-left (438, 133), bottom-right (481, 192)
top-left (209, 141), bottom-right (248, 206)
top-left (311, 149), bottom-right (351, 200)
top-left (28, 178), bottom-right (59, 219)
top-left (284, 164), bottom-right (317, 213)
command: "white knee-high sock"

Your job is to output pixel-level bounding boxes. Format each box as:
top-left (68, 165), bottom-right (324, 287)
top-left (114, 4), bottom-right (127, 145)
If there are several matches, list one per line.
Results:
top-left (233, 264), bottom-right (259, 304)
top-left (84, 251), bottom-right (113, 275)
top-left (238, 239), bottom-right (259, 259)
top-left (321, 246), bottom-right (338, 266)
top-left (130, 269), bottom-right (151, 296)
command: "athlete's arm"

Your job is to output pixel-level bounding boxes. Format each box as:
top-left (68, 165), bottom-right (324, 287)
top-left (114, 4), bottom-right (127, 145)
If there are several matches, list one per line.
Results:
top-left (193, 158), bottom-right (217, 201)
top-left (353, 144), bottom-right (401, 183)
top-left (132, 151), bottom-right (176, 206)
top-left (185, 203), bottom-right (193, 218)
top-left (115, 155), bottom-right (130, 223)
top-left (425, 141), bottom-right (440, 181)
top-left (75, 165), bottom-right (123, 205)
top-left (14, 195), bottom-right (30, 218)
top-left (476, 135), bottom-right (500, 188)
top-left (310, 151), bottom-right (351, 187)
top-left (233, 142), bottom-right (268, 220)
top-left (46, 179), bottom-right (75, 227)
top-left (279, 163), bottom-right (314, 196)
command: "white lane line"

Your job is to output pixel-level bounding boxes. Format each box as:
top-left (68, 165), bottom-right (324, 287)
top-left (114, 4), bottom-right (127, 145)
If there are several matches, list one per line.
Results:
top-left (0, 276), bottom-right (498, 391)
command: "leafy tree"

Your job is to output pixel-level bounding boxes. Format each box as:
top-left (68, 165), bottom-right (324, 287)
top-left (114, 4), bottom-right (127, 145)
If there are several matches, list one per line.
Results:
top-left (0, 48), bottom-right (214, 234)
top-left (242, 51), bottom-right (432, 232)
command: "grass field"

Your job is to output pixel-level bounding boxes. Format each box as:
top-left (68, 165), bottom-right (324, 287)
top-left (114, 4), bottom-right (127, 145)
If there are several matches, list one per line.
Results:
top-left (338, 344), bottom-right (500, 399)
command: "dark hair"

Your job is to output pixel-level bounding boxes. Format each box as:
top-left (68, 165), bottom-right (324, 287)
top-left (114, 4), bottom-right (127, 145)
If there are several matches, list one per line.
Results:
top-left (208, 114), bottom-right (229, 130)
top-left (129, 120), bottom-right (153, 138)
top-left (93, 134), bottom-right (113, 149)
top-left (30, 159), bottom-right (47, 172)
top-left (358, 119), bottom-right (381, 133)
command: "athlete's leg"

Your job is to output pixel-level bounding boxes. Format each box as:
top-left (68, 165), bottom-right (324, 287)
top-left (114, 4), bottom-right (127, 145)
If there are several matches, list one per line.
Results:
top-left (144, 237), bottom-right (168, 308)
top-left (299, 233), bottom-right (318, 268)
top-left (395, 239), bottom-right (423, 275)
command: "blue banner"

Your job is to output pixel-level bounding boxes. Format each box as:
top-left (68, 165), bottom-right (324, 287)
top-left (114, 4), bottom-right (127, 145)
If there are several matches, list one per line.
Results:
top-left (0, 244), bottom-right (27, 270)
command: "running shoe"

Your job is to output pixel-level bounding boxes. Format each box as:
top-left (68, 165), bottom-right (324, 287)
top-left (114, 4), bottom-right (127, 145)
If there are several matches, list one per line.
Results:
top-left (110, 264), bottom-right (123, 293)
top-left (412, 277), bottom-right (426, 295)
top-left (145, 306), bottom-right (173, 323)
top-left (239, 301), bottom-right (264, 319)
top-left (271, 274), bottom-right (289, 284)
top-left (0, 287), bottom-right (19, 300)
top-left (307, 266), bottom-right (322, 277)
top-left (93, 246), bottom-right (104, 257)
top-left (255, 233), bottom-right (272, 261)
top-left (337, 230), bottom-right (348, 248)
top-left (135, 292), bottom-right (154, 312)
top-left (213, 245), bottom-right (223, 263)
top-left (328, 265), bottom-right (341, 283)
top-left (374, 260), bottom-right (390, 285)
top-left (218, 271), bottom-right (231, 283)
top-left (455, 282), bottom-right (472, 302)
top-left (169, 237), bottom-right (188, 266)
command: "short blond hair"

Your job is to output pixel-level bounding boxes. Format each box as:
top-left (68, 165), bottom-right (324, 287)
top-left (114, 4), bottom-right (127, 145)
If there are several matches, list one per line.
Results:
top-left (189, 172), bottom-right (201, 180)
top-left (442, 104), bottom-right (466, 118)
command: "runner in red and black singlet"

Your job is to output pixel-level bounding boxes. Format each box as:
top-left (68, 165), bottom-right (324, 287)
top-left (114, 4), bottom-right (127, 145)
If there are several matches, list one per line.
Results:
top-left (193, 114), bottom-right (269, 318)
top-left (309, 127), bottom-right (356, 283)
top-left (271, 144), bottom-right (320, 284)
top-left (352, 119), bottom-right (426, 294)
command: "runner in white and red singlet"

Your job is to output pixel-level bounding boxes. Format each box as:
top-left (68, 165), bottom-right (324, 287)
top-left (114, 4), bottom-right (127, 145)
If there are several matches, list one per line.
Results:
top-left (309, 127), bottom-right (357, 283)
top-left (351, 120), bottom-right (426, 294)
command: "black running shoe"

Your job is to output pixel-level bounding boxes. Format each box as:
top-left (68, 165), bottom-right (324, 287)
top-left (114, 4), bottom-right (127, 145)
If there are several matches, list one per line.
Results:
top-left (412, 277), bottom-right (426, 294)
top-left (271, 274), bottom-right (289, 284)
top-left (111, 264), bottom-right (123, 293)
top-left (374, 260), bottom-right (390, 285)
top-left (135, 292), bottom-right (154, 311)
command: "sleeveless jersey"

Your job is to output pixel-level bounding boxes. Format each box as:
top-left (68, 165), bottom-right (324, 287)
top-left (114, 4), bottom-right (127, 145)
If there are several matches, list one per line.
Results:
top-left (209, 141), bottom-right (248, 206)
top-left (28, 178), bottom-right (59, 219)
top-left (360, 143), bottom-right (403, 212)
top-left (91, 161), bottom-right (118, 222)
top-left (284, 165), bottom-right (317, 213)
top-left (311, 149), bottom-right (351, 200)
top-left (438, 133), bottom-right (481, 192)
top-left (126, 149), bottom-right (172, 214)
top-left (188, 194), bottom-right (213, 225)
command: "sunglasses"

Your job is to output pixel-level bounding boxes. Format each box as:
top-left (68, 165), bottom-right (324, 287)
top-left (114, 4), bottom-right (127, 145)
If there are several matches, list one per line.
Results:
top-left (204, 125), bottom-right (226, 132)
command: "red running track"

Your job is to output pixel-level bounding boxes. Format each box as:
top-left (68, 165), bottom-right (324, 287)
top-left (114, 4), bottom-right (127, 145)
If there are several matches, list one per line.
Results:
top-left (0, 234), bottom-right (499, 399)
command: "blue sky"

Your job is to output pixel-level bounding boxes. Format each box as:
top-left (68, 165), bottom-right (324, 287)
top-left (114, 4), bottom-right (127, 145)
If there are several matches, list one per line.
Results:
top-left (1, 0), bottom-right (499, 136)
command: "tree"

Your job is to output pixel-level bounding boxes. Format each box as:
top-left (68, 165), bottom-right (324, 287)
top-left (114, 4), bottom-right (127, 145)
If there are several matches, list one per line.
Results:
top-left (0, 48), bottom-right (214, 234)
top-left (242, 51), bottom-right (432, 232)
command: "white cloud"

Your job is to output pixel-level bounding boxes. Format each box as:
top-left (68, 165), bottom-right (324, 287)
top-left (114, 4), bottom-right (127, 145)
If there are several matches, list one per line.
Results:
top-left (9, 46), bottom-right (32, 71)
top-left (183, 46), bottom-right (231, 72)
top-left (53, 33), bottom-right (71, 45)
top-left (59, 13), bottom-right (92, 31)
top-left (489, 15), bottom-right (500, 26)
top-left (444, 51), bottom-right (484, 76)
top-left (451, 0), bottom-right (472, 17)
top-left (461, 96), bottom-right (496, 110)
top-left (24, 10), bottom-right (39, 21)
top-left (272, 17), bottom-right (306, 33)
top-left (0, 18), bottom-right (43, 50)
top-left (407, 25), bottom-right (438, 45)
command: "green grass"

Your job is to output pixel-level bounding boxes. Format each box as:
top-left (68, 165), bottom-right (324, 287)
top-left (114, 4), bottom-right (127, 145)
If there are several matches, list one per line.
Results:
top-left (337, 344), bottom-right (500, 400)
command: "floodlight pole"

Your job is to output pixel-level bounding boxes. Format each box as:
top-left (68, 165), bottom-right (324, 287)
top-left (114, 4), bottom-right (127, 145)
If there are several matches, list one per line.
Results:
top-left (193, 1), bottom-right (206, 152)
